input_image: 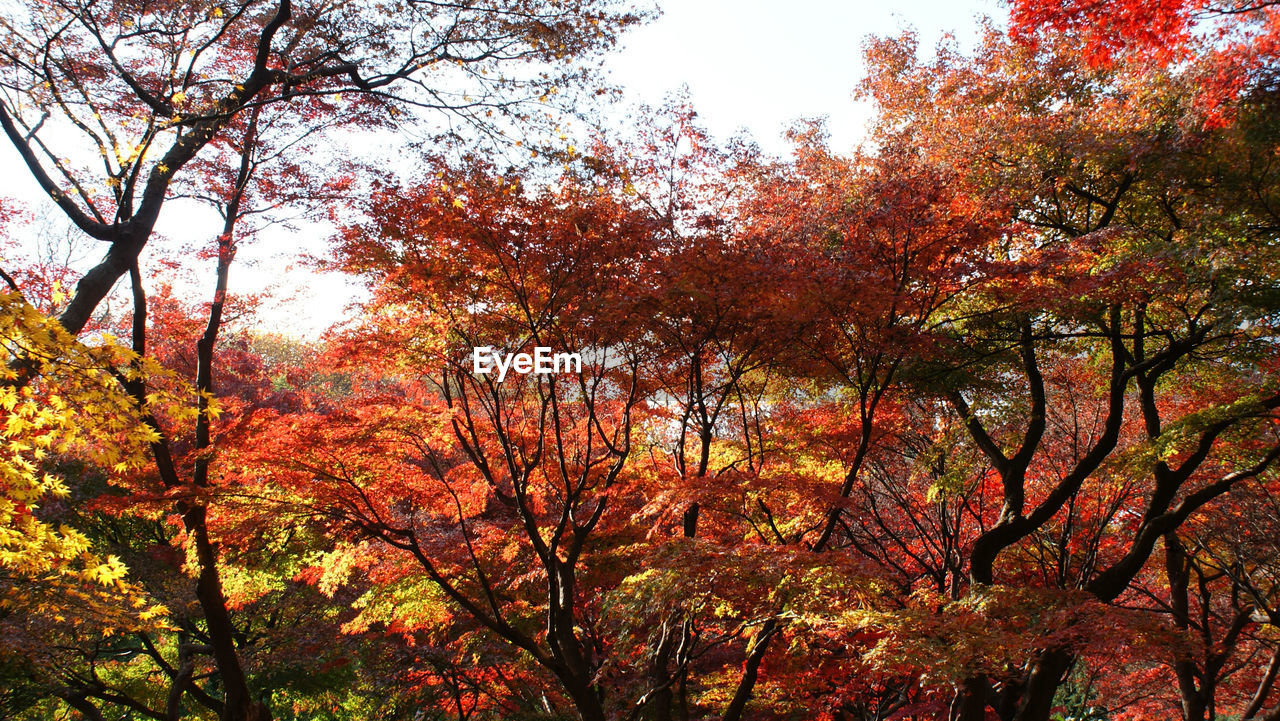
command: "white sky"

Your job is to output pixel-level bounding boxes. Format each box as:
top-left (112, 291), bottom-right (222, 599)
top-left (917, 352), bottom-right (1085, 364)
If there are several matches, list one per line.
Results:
top-left (604, 0), bottom-right (1000, 152)
top-left (2, 0), bottom-right (1000, 337)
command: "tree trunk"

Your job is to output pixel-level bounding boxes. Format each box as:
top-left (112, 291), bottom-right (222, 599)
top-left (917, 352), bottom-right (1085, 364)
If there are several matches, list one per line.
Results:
top-left (1011, 650), bottom-right (1073, 721)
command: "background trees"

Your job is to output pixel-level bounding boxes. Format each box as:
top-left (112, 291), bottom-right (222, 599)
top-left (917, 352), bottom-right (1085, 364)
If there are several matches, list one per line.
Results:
top-left (2, 1), bottom-right (648, 719)
top-left (4, 2), bottom-right (1280, 721)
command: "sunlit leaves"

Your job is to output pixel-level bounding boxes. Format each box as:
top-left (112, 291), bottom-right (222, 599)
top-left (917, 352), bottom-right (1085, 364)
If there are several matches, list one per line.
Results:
top-left (0, 290), bottom-right (184, 623)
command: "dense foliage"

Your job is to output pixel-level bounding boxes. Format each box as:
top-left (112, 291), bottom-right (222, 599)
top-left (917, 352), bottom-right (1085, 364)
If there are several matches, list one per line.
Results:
top-left (4, 1), bottom-right (1280, 720)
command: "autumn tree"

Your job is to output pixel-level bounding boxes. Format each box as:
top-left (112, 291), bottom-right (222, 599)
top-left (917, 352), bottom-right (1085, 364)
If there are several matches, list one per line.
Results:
top-left (227, 110), bottom-right (896, 721)
top-left (8, 3), bottom-right (1280, 721)
top-left (1010, 0), bottom-right (1280, 125)
top-left (0, 0), bottom-right (647, 339)
top-left (849, 26), bottom-right (1280, 721)
top-left (2, 1), bottom-right (649, 718)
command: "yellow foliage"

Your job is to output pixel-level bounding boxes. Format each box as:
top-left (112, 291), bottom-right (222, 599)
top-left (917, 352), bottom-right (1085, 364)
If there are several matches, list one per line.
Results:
top-left (0, 290), bottom-right (190, 622)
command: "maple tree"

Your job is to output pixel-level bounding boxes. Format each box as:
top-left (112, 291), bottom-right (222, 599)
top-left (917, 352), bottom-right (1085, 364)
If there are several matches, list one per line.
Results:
top-left (846, 24), bottom-right (1280, 721)
top-left (1009, 0), bottom-right (1280, 127)
top-left (5, 1), bottom-right (1280, 720)
top-left (1010, 0), bottom-right (1280, 65)
top-left (0, 0), bottom-right (647, 340)
top-left (1, 2), bottom-right (649, 719)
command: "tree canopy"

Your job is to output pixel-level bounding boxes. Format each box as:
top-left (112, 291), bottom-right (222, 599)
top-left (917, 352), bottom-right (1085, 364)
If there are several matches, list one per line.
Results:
top-left (4, 2), bottom-right (1280, 721)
